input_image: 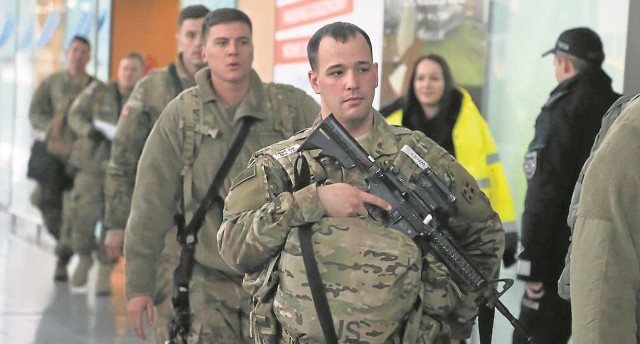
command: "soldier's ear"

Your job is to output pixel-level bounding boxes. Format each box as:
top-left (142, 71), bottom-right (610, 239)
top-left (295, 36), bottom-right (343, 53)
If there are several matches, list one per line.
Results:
top-left (308, 70), bottom-right (320, 94)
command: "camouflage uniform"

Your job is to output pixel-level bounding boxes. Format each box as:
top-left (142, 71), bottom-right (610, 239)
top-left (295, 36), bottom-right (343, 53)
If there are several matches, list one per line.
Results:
top-left (66, 79), bottom-right (131, 266)
top-left (28, 70), bottom-right (94, 263)
top-left (124, 67), bottom-right (319, 343)
top-left (104, 55), bottom-right (197, 342)
top-left (219, 112), bottom-right (504, 343)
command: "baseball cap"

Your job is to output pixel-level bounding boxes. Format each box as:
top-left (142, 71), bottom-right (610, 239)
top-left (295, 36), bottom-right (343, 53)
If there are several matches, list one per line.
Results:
top-left (542, 27), bottom-right (605, 64)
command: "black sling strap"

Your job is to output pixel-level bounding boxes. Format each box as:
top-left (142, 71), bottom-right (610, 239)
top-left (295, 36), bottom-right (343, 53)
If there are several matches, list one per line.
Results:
top-left (180, 116), bottom-right (256, 243)
top-left (294, 155), bottom-right (339, 344)
top-left (167, 63), bottom-right (184, 97)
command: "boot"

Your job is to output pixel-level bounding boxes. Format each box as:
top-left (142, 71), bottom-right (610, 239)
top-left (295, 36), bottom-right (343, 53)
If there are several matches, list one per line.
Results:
top-left (53, 259), bottom-right (68, 282)
top-left (95, 264), bottom-right (113, 296)
top-left (72, 254), bottom-right (94, 287)
top-left (53, 250), bottom-right (73, 282)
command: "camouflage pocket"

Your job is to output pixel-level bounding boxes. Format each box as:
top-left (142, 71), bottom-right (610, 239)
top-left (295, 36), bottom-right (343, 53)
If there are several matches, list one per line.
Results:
top-left (243, 256), bottom-right (281, 344)
top-left (421, 252), bottom-right (464, 317)
top-left (417, 315), bottom-right (451, 344)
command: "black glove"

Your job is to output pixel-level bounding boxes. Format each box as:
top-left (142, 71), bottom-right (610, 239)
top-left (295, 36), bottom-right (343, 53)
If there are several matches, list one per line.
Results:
top-left (87, 128), bottom-right (107, 143)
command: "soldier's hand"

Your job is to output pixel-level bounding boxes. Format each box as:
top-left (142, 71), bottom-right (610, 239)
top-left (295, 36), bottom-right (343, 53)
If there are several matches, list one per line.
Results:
top-left (317, 183), bottom-right (391, 218)
top-left (127, 295), bottom-right (155, 340)
top-left (104, 229), bottom-right (125, 258)
top-left (525, 282), bottom-right (545, 299)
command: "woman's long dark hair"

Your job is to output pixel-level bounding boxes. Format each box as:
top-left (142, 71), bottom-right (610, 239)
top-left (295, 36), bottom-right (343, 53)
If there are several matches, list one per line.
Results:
top-left (402, 54), bottom-right (461, 131)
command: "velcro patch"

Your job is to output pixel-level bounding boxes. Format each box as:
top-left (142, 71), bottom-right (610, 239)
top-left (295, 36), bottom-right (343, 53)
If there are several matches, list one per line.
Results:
top-left (523, 151), bottom-right (538, 180)
top-left (461, 180), bottom-right (475, 203)
top-left (230, 164), bottom-right (256, 190)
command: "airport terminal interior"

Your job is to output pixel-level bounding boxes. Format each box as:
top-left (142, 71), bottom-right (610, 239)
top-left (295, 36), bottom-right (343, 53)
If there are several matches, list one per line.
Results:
top-left (2, 0), bottom-right (639, 343)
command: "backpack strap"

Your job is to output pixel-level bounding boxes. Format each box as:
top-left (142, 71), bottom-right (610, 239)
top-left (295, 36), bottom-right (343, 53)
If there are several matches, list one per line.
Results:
top-left (167, 63), bottom-right (184, 97)
top-left (179, 90), bottom-right (220, 223)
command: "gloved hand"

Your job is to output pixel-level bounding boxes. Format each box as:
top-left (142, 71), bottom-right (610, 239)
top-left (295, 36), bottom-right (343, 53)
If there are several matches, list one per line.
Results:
top-left (502, 231), bottom-right (518, 268)
top-left (87, 128), bottom-right (107, 143)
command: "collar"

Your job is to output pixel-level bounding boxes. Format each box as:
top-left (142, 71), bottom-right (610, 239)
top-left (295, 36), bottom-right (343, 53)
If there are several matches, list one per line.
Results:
top-left (194, 68), bottom-right (268, 124)
top-left (305, 110), bottom-right (400, 160)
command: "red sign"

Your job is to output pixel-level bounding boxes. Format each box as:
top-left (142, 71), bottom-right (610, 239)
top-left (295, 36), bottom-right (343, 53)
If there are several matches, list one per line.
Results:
top-left (276, 0), bottom-right (354, 31)
top-left (275, 36), bottom-right (311, 64)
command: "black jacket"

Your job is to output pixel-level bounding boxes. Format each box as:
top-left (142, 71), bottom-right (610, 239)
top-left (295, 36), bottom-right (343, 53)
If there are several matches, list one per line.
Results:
top-left (517, 67), bottom-right (620, 284)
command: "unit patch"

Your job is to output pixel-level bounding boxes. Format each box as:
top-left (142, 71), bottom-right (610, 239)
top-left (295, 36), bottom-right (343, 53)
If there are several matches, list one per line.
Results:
top-left (523, 151), bottom-right (538, 180)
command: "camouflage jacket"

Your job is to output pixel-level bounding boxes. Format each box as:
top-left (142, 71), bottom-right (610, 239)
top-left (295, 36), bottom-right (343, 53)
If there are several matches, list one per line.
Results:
top-left (28, 70), bottom-right (94, 134)
top-left (123, 67), bottom-right (319, 299)
top-left (219, 112), bottom-right (504, 343)
top-left (104, 55), bottom-right (196, 230)
top-left (67, 79), bottom-right (131, 176)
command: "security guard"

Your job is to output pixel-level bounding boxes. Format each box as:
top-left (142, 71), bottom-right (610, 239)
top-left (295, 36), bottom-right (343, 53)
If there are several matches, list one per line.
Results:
top-left (515, 27), bottom-right (620, 344)
top-left (123, 8), bottom-right (319, 344)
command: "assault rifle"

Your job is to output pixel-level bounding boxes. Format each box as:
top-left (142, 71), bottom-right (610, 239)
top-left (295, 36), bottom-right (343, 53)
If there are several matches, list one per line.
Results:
top-left (166, 213), bottom-right (193, 344)
top-left (298, 114), bottom-right (536, 344)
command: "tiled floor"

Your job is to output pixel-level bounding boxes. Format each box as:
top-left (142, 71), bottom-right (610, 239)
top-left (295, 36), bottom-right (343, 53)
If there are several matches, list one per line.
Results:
top-left (0, 210), bottom-right (546, 344)
top-left (0, 212), bottom-right (137, 344)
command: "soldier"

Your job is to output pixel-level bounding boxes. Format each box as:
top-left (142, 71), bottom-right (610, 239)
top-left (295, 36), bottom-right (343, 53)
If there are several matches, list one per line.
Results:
top-left (28, 35), bottom-right (94, 282)
top-left (570, 95), bottom-right (640, 344)
top-left (218, 21), bottom-right (504, 343)
top-left (103, 5), bottom-right (209, 342)
top-left (65, 52), bottom-right (145, 294)
top-left (514, 27), bottom-right (620, 344)
top-left (123, 8), bottom-right (319, 343)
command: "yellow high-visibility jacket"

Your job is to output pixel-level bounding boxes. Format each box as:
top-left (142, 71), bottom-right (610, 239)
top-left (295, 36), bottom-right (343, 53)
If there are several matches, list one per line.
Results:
top-left (386, 89), bottom-right (518, 239)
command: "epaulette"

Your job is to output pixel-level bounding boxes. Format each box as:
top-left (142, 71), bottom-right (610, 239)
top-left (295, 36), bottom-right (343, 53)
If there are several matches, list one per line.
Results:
top-left (255, 129), bottom-right (309, 160)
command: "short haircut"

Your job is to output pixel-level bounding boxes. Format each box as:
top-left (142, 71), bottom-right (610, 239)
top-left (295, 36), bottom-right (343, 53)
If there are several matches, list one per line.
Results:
top-left (307, 21), bottom-right (372, 71)
top-left (557, 51), bottom-right (590, 73)
top-left (119, 51), bottom-right (145, 67)
top-left (201, 8), bottom-right (252, 42)
top-left (178, 4), bottom-right (210, 28)
top-left (69, 35), bottom-right (91, 50)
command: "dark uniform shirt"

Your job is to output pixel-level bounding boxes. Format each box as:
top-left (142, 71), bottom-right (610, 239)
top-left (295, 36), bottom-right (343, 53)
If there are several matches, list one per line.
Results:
top-left (517, 67), bottom-right (620, 284)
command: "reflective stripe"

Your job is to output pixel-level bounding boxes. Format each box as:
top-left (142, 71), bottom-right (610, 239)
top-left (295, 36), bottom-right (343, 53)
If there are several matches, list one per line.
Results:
top-left (517, 259), bottom-right (531, 276)
top-left (486, 153), bottom-right (500, 164)
top-left (32, 130), bottom-right (46, 142)
top-left (503, 221), bottom-right (518, 233)
top-left (476, 178), bottom-right (490, 189)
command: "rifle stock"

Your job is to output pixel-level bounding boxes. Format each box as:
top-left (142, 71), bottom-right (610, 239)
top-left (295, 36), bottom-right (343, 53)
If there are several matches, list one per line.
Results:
top-left (299, 114), bottom-right (537, 344)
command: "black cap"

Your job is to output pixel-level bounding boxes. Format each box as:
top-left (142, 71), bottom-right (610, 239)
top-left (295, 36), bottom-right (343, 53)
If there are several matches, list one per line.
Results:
top-left (542, 27), bottom-right (605, 64)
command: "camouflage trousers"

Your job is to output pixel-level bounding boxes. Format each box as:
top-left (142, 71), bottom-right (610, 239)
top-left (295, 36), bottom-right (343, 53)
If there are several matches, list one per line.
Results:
top-left (31, 182), bottom-right (73, 261)
top-left (187, 263), bottom-right (252, 344)
top-left (65, 172), bottom-right (115, 265)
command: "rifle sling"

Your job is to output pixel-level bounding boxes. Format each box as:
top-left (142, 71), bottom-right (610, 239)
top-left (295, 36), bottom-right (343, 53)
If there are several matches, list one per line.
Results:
top-left (178, 116), bottom-right (256, 247)
top-left (167, 63), bottom-right (184, 97)
top-left (294, 155), bottom-right (339, 344)
top-left (298, 227), bottom-right (339, 344)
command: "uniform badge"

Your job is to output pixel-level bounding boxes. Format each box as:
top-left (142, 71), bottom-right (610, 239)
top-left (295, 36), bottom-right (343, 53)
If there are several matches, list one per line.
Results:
top-left (523, 151), bottom-right (538, 180)
top-left (273, 144), bottom-right (300, 159)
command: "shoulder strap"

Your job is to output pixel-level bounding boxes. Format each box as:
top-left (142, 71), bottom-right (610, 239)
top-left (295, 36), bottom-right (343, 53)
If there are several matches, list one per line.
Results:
top-left (168, 63), bottom-right (184, 97)
top-left (294, 154), bottom-right (338, 344)
top-left (179, 114), bottom-right (256, 246)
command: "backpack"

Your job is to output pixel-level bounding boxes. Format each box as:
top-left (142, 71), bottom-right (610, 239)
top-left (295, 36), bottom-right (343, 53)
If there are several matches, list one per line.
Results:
top-left (45, 77), bottom-right (94, 160)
